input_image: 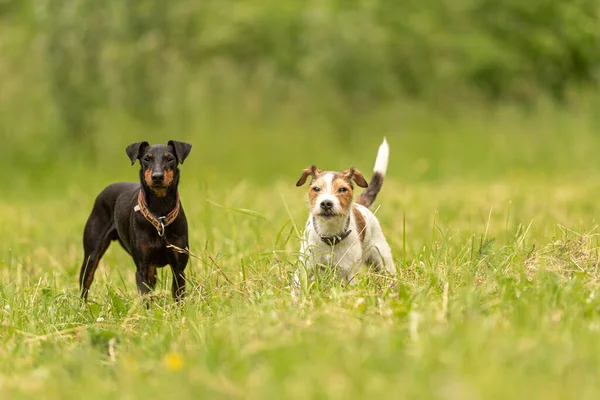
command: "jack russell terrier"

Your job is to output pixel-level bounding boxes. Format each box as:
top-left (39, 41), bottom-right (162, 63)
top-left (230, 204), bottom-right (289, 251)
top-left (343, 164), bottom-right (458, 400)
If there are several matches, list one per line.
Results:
top-left (294, 138), bottom-right (396, 291)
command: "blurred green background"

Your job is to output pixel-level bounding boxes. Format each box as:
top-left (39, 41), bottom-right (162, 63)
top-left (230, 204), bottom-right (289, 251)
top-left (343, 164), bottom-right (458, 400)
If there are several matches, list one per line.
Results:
top-left (0, 0), bottom-right (598, 194)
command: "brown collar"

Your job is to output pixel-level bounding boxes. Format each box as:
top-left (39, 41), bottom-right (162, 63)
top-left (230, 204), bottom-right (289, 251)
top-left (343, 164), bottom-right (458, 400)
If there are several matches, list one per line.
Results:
top-left (134, 190), bottom-right (180, 237)
top-left (312, 215), bottom-right (352, 246)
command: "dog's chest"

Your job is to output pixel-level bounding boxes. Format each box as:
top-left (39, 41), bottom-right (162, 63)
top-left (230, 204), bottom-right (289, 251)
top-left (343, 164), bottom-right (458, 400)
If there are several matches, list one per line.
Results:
top-left (312, 236), bottom-right (362, 267)
top-left (133, 232), bottom-right (177, 266)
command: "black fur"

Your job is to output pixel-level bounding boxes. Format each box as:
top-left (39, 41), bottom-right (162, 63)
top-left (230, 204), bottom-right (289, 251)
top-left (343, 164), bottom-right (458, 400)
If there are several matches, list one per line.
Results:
top-left (79, 140), bottom-right (192, 302)
top-left (357, 172), bottom-right (384, 208)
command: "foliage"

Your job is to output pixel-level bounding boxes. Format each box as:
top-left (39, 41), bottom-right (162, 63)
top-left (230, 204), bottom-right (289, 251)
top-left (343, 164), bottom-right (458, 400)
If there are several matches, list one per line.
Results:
top-left (0, 0), bottom-right (598, 137)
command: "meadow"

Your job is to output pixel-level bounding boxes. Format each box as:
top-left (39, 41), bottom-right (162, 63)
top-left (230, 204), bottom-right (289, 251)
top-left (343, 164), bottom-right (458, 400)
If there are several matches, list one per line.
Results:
top-left (2, 97), bottom-right (600, 399)
top-left (1, 0), bottom-right (600, 398)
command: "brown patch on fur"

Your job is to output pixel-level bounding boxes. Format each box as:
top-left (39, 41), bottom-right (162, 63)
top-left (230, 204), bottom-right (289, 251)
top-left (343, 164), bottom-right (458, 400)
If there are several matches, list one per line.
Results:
top-left (164, 152), bottom-right (170, 157)
top-left (84, 258), bottom-right (99, 289)
top-left (342, 168), bottom-right (368, 188)
top-left (332, 175), bottom-right (354, 212)
top-left (147, 266), bottom-right (157, 288)
top-left (151, 168), bottom-right (174, 197)
top-left (83, 240), bottom-right (110, 291)
top-left (139, 239), bottom-right (153, 254)
top-left (153, 188), bottom-right (167, 197)
top-left (308, 176), bottom-right (327, 208)
top-left (144, 169), bottom-right (153, 187)
top-left (352, 205), bottom-right (366, 243)
top-left (163, 169), bottom-right (174, 187)
top-left (144, 168), bottom-right (168, 197)
top-left (296, 165), bottom-right (322, 187)
top-left (307, 172), bottom-right (355, 214)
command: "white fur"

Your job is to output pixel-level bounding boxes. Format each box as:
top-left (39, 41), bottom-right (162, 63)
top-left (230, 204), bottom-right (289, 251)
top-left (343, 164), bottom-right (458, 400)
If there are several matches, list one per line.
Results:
top-left (311, 173), bottom-right (343, 217)
top-left (296, 205), bottom-right (395, 282)
top-left (293, 139), bottom-right (395, 298)
top-left (323, 172), bottom-right (334, 191)
top-left (374, 137), bottom-right (389, 175)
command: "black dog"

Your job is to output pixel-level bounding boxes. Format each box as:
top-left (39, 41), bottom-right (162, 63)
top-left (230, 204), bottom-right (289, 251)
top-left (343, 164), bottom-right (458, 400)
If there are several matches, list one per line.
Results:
top-left (79, 140), bottom-right (192, 302)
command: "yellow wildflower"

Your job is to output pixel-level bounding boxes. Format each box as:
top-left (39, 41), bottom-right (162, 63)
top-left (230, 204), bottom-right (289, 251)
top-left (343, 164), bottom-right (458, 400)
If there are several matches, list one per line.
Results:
top-left (163, 352), bottom-right (184, 371)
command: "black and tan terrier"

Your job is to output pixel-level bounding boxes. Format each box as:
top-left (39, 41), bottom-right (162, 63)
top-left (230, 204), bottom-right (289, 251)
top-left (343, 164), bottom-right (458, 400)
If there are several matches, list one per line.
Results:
top-left (79, 140), bottom-right (192, 302)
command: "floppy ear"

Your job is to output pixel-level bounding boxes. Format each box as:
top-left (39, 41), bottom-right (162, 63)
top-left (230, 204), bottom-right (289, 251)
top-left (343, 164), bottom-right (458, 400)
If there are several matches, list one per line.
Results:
top-left (125, 141), bottom-right (150, 165)
top-left (168, 140), bottom-right (193, 164)
top-left (344, 167), bottom-right (368, 188)
top-left (296, 165), bottom-right (321, 187)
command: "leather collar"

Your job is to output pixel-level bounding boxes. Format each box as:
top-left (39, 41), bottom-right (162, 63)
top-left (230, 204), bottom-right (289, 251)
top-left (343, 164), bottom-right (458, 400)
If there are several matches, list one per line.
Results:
top-left (134, 190), bottom-right (180, 237)
top-left (312, 215), bottom-right (352, 246)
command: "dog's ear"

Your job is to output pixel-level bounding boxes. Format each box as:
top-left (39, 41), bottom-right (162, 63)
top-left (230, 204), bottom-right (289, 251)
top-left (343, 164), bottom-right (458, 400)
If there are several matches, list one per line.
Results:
top-left (168, 140), bottom-right (192, 165)
top-left (296, 165), bottom-right (321, 187)
top-left (343, 167), bottom-right (368, 188)
top-left (125, 141), bottom-right (150, 165)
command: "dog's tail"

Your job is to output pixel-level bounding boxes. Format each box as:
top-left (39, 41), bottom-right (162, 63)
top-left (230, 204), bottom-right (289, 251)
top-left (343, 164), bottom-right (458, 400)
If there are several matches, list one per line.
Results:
top-left (357, 138), bottom-right (389, 208)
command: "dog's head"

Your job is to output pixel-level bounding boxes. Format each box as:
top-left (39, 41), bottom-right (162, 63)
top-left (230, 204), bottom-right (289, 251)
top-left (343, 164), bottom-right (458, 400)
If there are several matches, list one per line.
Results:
top-left (296, 165), bottom-right (368, 219)
top-left (126, 140), bottom-right (192, 197)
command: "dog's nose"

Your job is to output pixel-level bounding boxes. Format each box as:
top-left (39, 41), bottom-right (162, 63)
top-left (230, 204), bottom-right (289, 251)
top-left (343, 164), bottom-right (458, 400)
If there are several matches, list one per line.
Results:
top-left (151, 172), bottom-right (164, 184)
top-left (320, 200), bottom-right (333, 210)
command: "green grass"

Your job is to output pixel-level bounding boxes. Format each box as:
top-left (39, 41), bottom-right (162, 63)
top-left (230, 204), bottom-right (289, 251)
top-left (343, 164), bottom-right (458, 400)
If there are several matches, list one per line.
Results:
top-left (2, 101), bottom-right (600, 399)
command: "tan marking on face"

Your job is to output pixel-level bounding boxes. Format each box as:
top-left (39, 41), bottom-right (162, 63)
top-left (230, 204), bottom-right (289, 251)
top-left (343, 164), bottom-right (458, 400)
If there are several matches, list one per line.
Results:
top-left (144, 169), bottom-right (153, 186)
top-left (352, 205), bottom-right (366, 243)
top-left (145, 169), bottom-right (168, 197)
top-left (164, 152), bottom-right (170, 157)
top-left (153, 187), bottom-right (167, 197)
top-left (332, 175), bottom-right (354, 212)
top-left (308, 176), bottom-right (327, 208)
top-left (164, 169), bottom-right (174, 187)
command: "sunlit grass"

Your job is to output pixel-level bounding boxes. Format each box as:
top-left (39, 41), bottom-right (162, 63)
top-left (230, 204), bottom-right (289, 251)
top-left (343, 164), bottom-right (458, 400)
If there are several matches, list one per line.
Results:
top-left (3, 113), bottom-right (600, 398)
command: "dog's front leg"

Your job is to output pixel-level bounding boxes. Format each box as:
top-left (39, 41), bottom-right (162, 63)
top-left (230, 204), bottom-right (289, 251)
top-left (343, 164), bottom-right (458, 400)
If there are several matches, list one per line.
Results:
top-left (170, 261), bottom-right (187, 302)
top-left (167, 236), bottom-right (189, 302)
top-left (292, 238), bottom-right (316, 301)
top-left (134, 260), bottom-right (157, 295)
top-left (292, 260), bottom-right (314, 296)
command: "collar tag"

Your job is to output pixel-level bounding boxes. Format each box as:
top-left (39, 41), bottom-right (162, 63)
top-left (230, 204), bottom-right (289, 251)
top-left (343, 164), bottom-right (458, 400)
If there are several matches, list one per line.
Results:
top-left (134, 205), bottom-right (141, 212)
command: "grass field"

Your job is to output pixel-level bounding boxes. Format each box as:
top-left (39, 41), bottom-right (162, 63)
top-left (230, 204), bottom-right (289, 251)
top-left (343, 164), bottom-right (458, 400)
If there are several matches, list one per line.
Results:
top-left (2, 100), bottom-right (600, 399)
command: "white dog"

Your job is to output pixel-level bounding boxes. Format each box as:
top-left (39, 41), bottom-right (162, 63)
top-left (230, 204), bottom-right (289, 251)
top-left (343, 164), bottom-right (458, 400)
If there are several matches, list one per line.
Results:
top-left (294, 138), bottom-right (395, 292)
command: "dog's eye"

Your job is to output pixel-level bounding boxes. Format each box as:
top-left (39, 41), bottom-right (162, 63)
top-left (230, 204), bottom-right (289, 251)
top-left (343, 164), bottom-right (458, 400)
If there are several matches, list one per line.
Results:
top-left (143, 156), bottom-right (152, 162)
top-left (338, 187), bottom-right (348, 193)
top-left (312, 187), bottom-right (320, 192)
top-left (166, 156), bottom-right (175, 163)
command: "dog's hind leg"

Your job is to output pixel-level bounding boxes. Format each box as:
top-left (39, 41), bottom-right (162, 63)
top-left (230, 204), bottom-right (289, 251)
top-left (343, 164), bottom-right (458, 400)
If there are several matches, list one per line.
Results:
top-left (341, 264), bottom-right (361, 285)
top-left (366, 242), bottom-right (396, 276)
top-left (79, 209), bottom-right (117, 301)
